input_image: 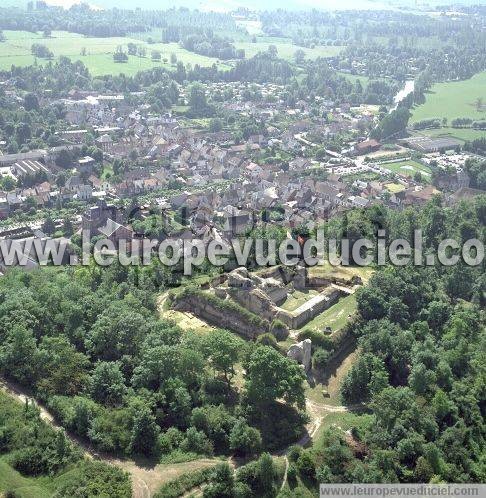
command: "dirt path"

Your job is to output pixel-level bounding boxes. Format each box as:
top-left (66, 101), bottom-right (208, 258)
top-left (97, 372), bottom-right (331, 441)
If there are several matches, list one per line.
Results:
top-left (0, 378), bottom-right (220, 498)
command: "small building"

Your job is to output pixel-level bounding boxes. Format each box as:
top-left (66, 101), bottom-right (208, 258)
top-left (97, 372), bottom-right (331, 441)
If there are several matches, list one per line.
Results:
top-left (77, 156), bottom-right (96, 174)
top-left (353, 139), bottom-right (381, 156)
top-left (12, 159), bottom-right (49, 178)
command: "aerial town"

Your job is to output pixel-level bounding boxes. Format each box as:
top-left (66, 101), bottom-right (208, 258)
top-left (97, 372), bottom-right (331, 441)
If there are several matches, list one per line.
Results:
top-left (0, 2), bottom-right (484, 497)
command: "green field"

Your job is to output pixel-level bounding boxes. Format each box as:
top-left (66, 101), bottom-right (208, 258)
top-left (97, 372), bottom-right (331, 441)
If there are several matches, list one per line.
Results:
top-left (337, 71), bottom-right (371, 85)
top-left (234, 41), bottom-right (344, 61)
top-left (419, 126), bottom-right (486, 143)
top-left (280, 289), bottom-right (321, 311)
top-left (382, 159), bottom-right (432, 179)
top-left (301, 294), bottom-right (357, 333)
top-left (0, 30), bottom-right (343, 76)
top-left (0, 30), bottom-right (231, 75)
top-left (0, 459), bottom-right (54, 498)
top-left (411, 71), bottom-right (486, 123)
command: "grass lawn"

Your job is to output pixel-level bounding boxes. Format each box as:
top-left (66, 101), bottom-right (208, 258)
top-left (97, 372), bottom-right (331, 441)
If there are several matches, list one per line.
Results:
top-left (301, 294), bottom-right (357, 333)
top-left (385, 182), bottom-right (406, 193)
top-left (308, 262), bottom-right (374, 284)
top-left (100, 163), bottom-right (113, 180)
top-left (411, 71), bottom-right (486, 123)
top-left (162, 309), bottom-right (215, 336)
top-left (0, 459), bottom-right (54, 498)
top-left (336, 71), bottom-right (371, 86)
top-left (280, 289), bottom-right (320, 312)
top-left (382, 159), bottom-right (432, 179)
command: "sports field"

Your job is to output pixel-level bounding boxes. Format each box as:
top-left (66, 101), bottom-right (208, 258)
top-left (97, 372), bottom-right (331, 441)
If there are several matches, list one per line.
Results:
top-left (382, 159), bottom-right (432, 178)
top-left (411, 71), bottom-right (486, 123)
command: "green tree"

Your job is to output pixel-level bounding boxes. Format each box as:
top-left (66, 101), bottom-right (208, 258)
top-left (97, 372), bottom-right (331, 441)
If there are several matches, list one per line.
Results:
top-left (229, 418), bottom-right (262, 457)
top-left (204, 329), bottom-right (240, 388)
top-left (244, 346), bottom-right (305, 409)
top-left (89, 361), bottom-right (126, 406)
top-left (129, 406), bottom-right (159, 456)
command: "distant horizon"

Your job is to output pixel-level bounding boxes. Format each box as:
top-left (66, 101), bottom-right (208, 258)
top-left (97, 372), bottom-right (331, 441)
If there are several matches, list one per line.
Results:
top-left (4, 0), bottom-right (486, 12)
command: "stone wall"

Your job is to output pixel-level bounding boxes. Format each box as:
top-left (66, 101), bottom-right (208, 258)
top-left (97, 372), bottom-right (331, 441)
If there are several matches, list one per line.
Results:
top-left (173, 294), bottom-right (268, 340)
top-left (276, 288), bottom-right (342, 329)
top-left (307, 274), bottom-right (362, 289)
top-left (228, 287), bottom-right (278, 322)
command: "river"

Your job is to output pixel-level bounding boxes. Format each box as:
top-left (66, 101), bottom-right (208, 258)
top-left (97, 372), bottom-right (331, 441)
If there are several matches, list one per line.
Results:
top-left (391, 80), bottom-right (415, 111)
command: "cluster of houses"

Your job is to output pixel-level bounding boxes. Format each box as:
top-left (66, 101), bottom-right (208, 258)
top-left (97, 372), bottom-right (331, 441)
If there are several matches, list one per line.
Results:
top-left (0, 81), bottom-right (482, 258)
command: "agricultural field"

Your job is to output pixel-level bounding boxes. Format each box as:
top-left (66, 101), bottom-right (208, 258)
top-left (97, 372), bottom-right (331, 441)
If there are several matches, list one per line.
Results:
top-left (381, 159), bottom-right (432, 179)
top-left (419, 126), bottom-right (486, 143)
top-left (411, 71), bottom-right (486, 123)
top-left (233, 40), bottom-right (344, 61)
top-left (0, 30), bottom-right (231, 75)
top-left (0, 30), bottom-right (342, 76)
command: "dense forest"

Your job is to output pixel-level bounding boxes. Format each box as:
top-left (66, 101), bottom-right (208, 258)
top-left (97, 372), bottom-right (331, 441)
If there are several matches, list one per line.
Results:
top-left (0, 195), bottom-right (483, 495)
top-left (0, 4), bottom-right (237, 38)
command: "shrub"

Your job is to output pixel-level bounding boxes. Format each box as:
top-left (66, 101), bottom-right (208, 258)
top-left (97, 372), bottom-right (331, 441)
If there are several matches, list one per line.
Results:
top-left (181, 427), bottom-right (213, 456)
top-left (313, 348), bottom-right (331, 370)
top-left (287, 462), bottom-right (298, 483)
top-left (154, 467), bottom-right (215, 498)
top-left (256, 333), bottom-right (279, 350)
top-left (287, 444), bottom-right (302, 463)
top-left (53, 461), bottom-right (131, 497)
top-left (230, 419), bottom-right (262, 457)
top-left (297, 450), bottom-right (316, 479)
top-left (270, 319), bottom-right (289, 340)
top-left (298, 329), bottom-right (334, 351)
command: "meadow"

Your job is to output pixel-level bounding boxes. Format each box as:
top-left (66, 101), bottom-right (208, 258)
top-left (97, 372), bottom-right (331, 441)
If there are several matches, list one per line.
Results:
top-left (420, 126), bottom-right (486, 143)
top-left (0, 30), bottom-right (231, 75)
top-left (0, 30), bottom-right (343, 76)
top-left (233, 40), bottom-right (344, 61)
top-left (411, 71), bottom-right (486, 123)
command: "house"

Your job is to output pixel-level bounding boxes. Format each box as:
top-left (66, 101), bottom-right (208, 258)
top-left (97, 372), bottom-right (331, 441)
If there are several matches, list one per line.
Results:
top-left (96, 135), bottom-right (113, 152)
top-left (353, 139), bottom-right (381, 156)
top-left (81, 200), bottom-right (122, 233)
top-left (60, 129), bottom-right (88, 143)
top-left (289, 158), bottom-right (311, 171)
top-left (76, 184), bottom-right (93, 201)
top-left (77, 156), bottom-right (96, 175)
top-left (0, 194), bottom-right (9, 219)
top-left (394, 186), bottom-right (440, 207)
top-left (98, 218), bottom-right (134, 247)
top-left (65, 176), bottom-right (83, 192)
top-left (36, 182), bottom-right (51, 196)
top-left (223, 211), bottom-right (253, 237)
top-left (6, 192), bottom-right (22, 210)
top-left (88, 175), bottom-right (111, 192)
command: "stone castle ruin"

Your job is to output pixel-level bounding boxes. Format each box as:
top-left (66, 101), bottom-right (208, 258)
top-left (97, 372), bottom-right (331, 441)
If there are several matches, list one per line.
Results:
top-left (287, 339), bottom-right (312, 372)
top-left (213, 265), bottom-right (361, 330)
top-left (172, 264), bottom-right (362, 355)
